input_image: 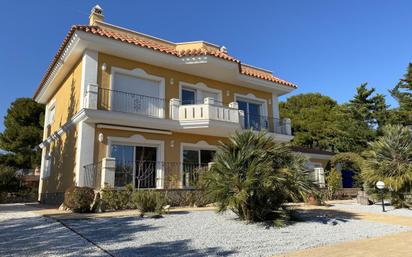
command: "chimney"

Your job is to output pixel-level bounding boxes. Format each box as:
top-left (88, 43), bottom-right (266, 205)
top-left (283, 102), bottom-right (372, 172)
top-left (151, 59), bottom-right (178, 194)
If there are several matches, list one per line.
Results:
top-left (89, 5), bottom-right (104, 25)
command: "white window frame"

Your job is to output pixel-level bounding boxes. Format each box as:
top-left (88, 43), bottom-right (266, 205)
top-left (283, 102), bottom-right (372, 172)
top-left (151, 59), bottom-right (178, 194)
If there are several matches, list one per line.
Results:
top-left (41, 150), bottom-right (52, 179)
top-left (45, 99), bottom-right (56, 127)
top-left (109, 67), bottom-right (165, 118)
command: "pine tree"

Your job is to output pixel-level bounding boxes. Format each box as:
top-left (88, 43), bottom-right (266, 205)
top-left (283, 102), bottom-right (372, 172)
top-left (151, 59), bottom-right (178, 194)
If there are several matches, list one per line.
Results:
top-left (0, 98), bottom-right (44, 168)
top-left (390, 63), bottom-right (412, 124)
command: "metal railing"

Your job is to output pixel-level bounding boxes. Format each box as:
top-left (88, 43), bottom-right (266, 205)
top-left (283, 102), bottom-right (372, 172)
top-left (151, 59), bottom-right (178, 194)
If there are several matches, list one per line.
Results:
top-left (114, 161), bottom-right (209, 189)
top-left (241, 113), bottom-right (288, 135)
top-left (98, 87), bottom-right (166, 118)
top-left (83, 161), bottom-right (102, 189)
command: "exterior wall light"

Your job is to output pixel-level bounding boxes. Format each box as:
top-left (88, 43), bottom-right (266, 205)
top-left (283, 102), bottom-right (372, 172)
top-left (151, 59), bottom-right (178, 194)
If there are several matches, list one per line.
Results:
top-left (376, 181), bottom-right (386, 212)
top-left (98, 132), bottom-right (104, 143)
top-left (101, 63), bottom-right (107, 71)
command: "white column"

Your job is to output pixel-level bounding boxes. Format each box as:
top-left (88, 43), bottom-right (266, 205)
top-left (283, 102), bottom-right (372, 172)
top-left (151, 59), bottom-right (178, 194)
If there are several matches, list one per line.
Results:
top-left (169, 98), bottom-right (180, 120)
top-left (75, 121), bottom-right (95, 186)
top-left (85, 83), bottom-right (98, 109)
top-left (80, 50), bottom-right (98, 109)
top-left (272, 95), bottom-right (280, 119)
top-left (101, 157), bottom-right (116, 188)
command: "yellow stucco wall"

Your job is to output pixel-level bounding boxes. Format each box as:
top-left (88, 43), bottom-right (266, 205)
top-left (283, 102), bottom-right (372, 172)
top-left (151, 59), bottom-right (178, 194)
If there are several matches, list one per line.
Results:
top-left (97, 53), bottom-right (275, 119)
top-left (40, 58), bottom-right (83, 199)
top-left (46, 58), bottom-right (83, 137)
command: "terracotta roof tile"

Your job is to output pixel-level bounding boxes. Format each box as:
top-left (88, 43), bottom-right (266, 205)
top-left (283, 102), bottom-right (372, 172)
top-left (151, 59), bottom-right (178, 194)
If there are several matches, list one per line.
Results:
top-left (34, 25), bottom-right (295, 99)
top-left (240, 65), bottom-right (296, 88)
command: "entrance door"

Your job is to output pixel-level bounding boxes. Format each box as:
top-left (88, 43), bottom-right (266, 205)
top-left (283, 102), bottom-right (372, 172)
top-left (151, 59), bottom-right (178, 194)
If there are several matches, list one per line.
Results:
top-left (135, 146), bottom-right (157, 189)
top-left (341, 170), bottom-right (354, 188)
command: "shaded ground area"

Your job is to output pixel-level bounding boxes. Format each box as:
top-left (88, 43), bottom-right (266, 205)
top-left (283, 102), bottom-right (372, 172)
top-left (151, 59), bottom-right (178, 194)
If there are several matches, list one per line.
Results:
top-left (0, 203), bottom-right (108, 257)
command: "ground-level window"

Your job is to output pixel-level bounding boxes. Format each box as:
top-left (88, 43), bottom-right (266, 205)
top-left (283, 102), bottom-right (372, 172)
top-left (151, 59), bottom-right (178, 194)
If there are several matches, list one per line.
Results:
top-left (182, 149), bottom-right (215, 187)
top-left (110, 144), bottom-right (157, 189)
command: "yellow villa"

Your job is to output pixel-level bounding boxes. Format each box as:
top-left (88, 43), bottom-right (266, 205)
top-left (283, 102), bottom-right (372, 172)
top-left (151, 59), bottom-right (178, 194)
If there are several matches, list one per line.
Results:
top-left (34, 6), bottom-right (331, 204)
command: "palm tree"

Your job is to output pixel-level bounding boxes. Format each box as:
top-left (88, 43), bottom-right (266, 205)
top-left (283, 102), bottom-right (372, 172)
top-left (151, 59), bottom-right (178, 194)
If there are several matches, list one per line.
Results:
top-left (201, 130), bottom-right (317, 223)
top-left (362, 125), bottom-right (412, 208)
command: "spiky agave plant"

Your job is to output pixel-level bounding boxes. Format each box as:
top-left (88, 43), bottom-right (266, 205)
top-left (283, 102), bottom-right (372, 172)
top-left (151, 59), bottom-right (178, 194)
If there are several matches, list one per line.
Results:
top-left (362, 125), bottom-right (412, 208)
top-left (202, 130), bottom-right (317, 223)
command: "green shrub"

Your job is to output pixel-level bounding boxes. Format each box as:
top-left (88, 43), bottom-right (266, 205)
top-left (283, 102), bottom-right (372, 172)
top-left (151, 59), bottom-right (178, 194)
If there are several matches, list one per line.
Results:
top-left (64, 187), bottom-right (75, 209)
top-left (101, 184), bottom-right (133, 211)
top-left (0, 166), bottom-right (21, 192)
top-left (203, 130), bottom-right (317, 223)
top-left (326, 169), bottom-right (342, 200)
top-left (362, 125), bottom-right (412, 208)
top-left (71, 187), bottom-right (95, 213)
top-left (132, 190), bottom-right (167, 216)
top-left (165, 190), bottom-right (212, 207)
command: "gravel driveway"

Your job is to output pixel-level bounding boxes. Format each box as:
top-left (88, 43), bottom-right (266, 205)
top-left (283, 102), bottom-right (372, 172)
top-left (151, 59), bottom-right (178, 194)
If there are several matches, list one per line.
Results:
top-left (329, 203), bottom-right (412, 217)
top-left (64, 210), bottom-right (410, 257)
top-left (1, 204), bottom-right (410, 257)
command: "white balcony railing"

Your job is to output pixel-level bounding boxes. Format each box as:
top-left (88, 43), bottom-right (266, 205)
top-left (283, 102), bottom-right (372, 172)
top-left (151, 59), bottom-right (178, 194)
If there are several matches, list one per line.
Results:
top-left (169, 97), bottom-right (241, 124)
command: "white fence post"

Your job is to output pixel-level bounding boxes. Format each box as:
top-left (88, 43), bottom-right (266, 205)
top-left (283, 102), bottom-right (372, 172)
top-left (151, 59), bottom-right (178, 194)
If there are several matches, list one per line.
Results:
top-left (283, 118), bottom-right (292, 136)
top-left (101, 157), bottom-right (116, 188)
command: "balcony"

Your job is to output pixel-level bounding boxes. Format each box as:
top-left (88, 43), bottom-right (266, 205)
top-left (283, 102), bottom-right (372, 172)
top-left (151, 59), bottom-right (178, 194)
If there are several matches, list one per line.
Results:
top-left (84, 85), bottom-right (292, 137)
top-left (241, 113), bottom-right (290, 135)
top-left (98, 87), bottom-right (166, 118)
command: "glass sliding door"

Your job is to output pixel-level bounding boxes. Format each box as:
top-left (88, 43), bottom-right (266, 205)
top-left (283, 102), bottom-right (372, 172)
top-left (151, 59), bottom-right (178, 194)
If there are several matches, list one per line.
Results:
top-left (111, 145), bottom-right (134, 187)
top-left (182, 149), bottom-right (215, 187)
top-left (111, 144), bottom-right (157, 189)
top-left (135, 146), bottom-right (157, 189)
top-left (182, 88), bottom-right (196, 105)
top-left (238, 100), bottom-right (264, 131)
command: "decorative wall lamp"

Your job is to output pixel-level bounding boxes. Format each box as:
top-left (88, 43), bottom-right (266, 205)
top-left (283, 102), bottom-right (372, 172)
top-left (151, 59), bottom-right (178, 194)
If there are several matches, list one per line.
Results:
top-left (98, 132), bottom-right (104, 143)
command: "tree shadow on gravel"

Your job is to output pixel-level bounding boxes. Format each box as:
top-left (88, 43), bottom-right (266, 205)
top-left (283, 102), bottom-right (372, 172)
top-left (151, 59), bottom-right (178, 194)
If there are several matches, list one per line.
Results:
top-left (61, 216), bottom-right (159, 245)
top-left (111, 239), bottom-right (237, 257)
top-left (0, 215), bottom-right (108, 257)
top-left (289, 208), bottom-right (362, 225)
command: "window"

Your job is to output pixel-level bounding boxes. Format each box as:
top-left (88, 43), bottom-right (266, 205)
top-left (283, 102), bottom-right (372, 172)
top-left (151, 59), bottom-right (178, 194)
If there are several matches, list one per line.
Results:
top-left (112, 72), bottom-right (163, 117)
top-left (238, 100), bottom-right (264, 130)
top-left (46, 105), bottom-right (56, 127)
top-left (180, 85), bottom-right (219, 105)
top-left (182, 88), bottom-right (196, 105)
top-left (42, 151), bottom-right (52, 179)
top-left (110, 144), bottom-right (157, 188)
top-left (182, 148), bottom-right (215, 187)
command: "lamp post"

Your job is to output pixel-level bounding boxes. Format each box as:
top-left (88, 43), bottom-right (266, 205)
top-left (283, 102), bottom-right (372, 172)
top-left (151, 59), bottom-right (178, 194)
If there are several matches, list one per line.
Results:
top-left (376, 181), bottom-right (386, 212)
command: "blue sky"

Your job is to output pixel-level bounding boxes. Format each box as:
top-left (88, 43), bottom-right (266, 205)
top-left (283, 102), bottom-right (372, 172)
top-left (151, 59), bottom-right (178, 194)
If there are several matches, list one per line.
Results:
top-left (1, 0), bottom-right (411, 131)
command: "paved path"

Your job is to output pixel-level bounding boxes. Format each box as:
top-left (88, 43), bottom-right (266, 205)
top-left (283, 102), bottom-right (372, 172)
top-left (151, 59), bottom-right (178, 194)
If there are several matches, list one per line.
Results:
top-left (0, 203), bottom-right (108, 257)
top-left (275, 206), bottom-right (412, 257)
top-left (276, 230), bottom-right (412, 257)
